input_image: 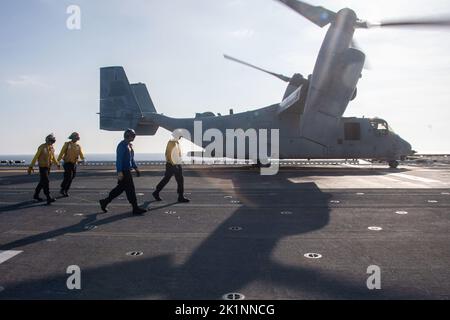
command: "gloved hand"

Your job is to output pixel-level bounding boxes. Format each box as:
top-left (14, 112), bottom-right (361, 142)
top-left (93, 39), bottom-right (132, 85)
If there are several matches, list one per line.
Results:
top-left (27, 167), bottom-right (34, 175)
top-left (135, 169), bottom-right (141, 177)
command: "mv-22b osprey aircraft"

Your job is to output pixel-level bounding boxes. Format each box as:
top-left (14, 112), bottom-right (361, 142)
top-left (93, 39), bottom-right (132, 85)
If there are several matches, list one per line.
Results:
top-left (99, 0), bottom-right (449, 168)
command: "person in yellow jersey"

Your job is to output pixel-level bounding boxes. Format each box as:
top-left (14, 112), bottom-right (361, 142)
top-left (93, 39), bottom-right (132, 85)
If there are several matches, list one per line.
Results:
top-left (153, 131), bottom-right (190, 203)
top-left (28, 134), bottom-right (60, 204)
top-left (57, 132), bottom-right (85, 197)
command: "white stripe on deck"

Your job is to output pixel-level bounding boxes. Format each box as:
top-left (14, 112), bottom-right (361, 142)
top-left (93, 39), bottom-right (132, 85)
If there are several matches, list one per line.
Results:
top-left (0, 250), bottom-right (22, 264)
top-left (389, 173), bottom-right (443, 184)
top-left (378, 176), bottom-right (430, 189)
top-left (288, 174), bottom-right (435, 189)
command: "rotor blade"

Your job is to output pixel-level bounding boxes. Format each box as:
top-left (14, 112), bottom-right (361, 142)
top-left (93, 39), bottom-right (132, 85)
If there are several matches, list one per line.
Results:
top-left (365, 17), bottom-right (450, 28)
top-left (224, 54), bottom-right (291, 82)
top-left (275, 0), bottom-right (336, 28)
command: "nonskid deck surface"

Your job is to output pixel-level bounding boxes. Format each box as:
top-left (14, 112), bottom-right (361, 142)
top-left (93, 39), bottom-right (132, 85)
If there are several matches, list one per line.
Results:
top-left (0, 164), bottom-right (449, 299)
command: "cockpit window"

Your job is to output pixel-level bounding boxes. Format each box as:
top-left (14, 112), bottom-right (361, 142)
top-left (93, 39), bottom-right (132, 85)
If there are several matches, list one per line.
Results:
top-left (370, 119), bottom-right (390, 136)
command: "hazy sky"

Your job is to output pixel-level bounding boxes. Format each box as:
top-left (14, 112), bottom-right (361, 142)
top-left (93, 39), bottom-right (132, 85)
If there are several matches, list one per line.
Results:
top-left (1, 0), bottom-right (449, 155)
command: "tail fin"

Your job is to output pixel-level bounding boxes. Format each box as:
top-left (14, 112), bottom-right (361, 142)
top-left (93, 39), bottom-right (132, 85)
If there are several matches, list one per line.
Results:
top-left (100, 67), bottom-right (159, 135)
top-left (130, 83), bottom-right (157, 115)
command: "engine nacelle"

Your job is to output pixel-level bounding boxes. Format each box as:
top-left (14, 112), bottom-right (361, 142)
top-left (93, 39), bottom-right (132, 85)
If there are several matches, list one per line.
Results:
top-left (300, 48), bottom-right (365, 145)
top-left (328, 48), bottom-right (365, 108)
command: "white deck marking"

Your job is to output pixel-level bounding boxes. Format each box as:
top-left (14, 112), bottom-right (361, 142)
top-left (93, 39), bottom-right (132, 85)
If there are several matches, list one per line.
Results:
top-left (378, 176), bottom-right (429, 189)
top-left (389, 173), bottom-right (443, 184)
top-left (288, 174), bottom-right (433, 189)
top-left (0, 250), bottom-right (23, 264)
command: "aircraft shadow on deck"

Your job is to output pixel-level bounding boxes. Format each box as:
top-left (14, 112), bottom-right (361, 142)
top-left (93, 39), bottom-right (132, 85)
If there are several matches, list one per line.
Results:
top-left (0, 201), bottom-right (179, 250)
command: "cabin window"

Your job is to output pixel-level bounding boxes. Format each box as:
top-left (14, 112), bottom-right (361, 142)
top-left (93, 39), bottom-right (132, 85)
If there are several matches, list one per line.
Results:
top-left (344, 123), bottom-right (361, 140)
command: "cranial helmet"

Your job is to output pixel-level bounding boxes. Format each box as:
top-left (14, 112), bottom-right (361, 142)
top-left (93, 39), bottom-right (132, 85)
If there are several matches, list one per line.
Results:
top-left (45, 134), bottom-right (56, 144)
top-left (68, 132), bottom-right (80, 140)
top-left (124, 128), bottom-right (136, 140)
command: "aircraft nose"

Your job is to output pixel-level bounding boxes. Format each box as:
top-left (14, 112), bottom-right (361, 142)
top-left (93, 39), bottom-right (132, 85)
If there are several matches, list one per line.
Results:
top-left (403, 140), bottom-right (413, 155)
top-left (405, 142), bottom-right (413, 155)
top-left (398, 136), bottom-right (413, 157)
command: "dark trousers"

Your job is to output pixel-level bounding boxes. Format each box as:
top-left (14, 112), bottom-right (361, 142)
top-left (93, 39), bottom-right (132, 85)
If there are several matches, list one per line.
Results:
top-left (106, 170), bottom-right (137, 207)
top-left (156, 162), bottom-right (184, 195)
top-left (35, 167), bottom-right (50, 197)
top-left (61, 162), bottom-right (76, 192)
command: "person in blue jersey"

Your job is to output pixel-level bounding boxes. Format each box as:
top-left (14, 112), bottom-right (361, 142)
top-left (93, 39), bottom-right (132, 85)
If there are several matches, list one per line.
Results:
top-left (99, 129), bottom-right (147, 215)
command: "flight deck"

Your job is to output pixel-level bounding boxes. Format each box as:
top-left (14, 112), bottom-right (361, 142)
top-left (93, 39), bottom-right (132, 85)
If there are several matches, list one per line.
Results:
top-left (0, 162), bottom-right (449, 299)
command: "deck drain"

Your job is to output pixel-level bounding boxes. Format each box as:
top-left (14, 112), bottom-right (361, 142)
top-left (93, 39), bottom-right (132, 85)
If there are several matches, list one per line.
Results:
top-left (126, 251), bottom-right (143, 256)
top-left (74, 213), bottom-right (84, 217)
top-left (229, 226), bottom-right (243, 231)
top-left (281, 211), bottom-right (293, 215)
top-left (304, 253), bottom-right (322, 259)
top-left (55, 209), bottom-right (66, 214)
top-left (46, 238), bottom-right (57, 242)
top-left (118, 197), bottom-right (125, 200)
top-left (441, 192), bottom-right (450, 195)
top-left (231, 200), bottom-right (241, 204)
top-left (396, 211), bottom-right (408, 215)
top-left (84, 225), bottom-right (97, 231)
top-left (165, 210), bottom-right (176, 215)
top-left (356, 192), bottom-right (365, 195)
top-left (428, 200), bottom-right (438, 203)
top-left (223, 292), bottom-right (245, 300)
top-left (330, 200), bottom-right (340, 204)
top-left (368, 226), bottom-right (383, 231)
top-left (136, 193), bottom-right (145, 196)
top-left (224, 196), bottom-right (233, 199)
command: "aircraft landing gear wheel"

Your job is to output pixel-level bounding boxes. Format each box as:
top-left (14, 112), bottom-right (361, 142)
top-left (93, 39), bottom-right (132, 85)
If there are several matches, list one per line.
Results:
top-left (388, 160), bottom-right (399, 169)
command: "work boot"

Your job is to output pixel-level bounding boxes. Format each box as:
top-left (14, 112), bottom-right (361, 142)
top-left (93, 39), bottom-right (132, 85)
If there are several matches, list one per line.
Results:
top-left (46, 197), bottom-right (56, 205)
top-left (152, 191), bottom-right (162, 201)
top-left (132, 206), bottom-right (147, 215)
top-left (99, 199), bottom-right (109, 213)
top-left (60, 189), bottom-right (68, 197)
top-left (178, 196), bottom-right (190, 203)
top-left (33, 194), bottom-right (44, 202)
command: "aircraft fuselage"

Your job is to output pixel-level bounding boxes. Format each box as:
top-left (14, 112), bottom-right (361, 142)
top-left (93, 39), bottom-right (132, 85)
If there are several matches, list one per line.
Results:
top-left (141, 105), bottom-right (411, 161)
